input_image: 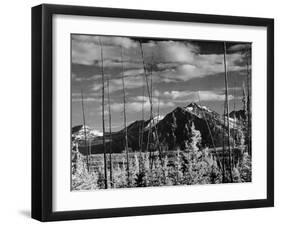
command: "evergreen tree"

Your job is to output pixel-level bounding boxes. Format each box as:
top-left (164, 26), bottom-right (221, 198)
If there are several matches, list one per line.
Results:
top-left (162, 155), bottom-right (171, 185)
top-left (182, 123), bottom-right (202, 185)
top-left (150, 154), bottom-right (163, 186)
top-left (72, 150), bottom-right (99, 190)
top-left (135, 152), bottom-right (150, 187)
top-left (232, 167), bottom-right (242, 183)
top-left (113, 156), bottom-right (128, 188)
top-left (236, 125), bottom-right (245, 148)
top-left (172, 147), bottom-right (183, 185)
top-left (128, 152), bottom-right (139, 186)
top-left (180, 123), bottom-right (222, 185)
top-left (237, 152), bottom-right (252, 182)
top-left (71, 141), bottom-right (79, 175)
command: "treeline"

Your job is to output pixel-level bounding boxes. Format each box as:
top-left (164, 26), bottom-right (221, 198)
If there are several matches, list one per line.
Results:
top-left (72, 123), bottom-right (251, 190)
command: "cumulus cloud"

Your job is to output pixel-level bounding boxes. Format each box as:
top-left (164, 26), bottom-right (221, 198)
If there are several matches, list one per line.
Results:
top-left (73, 74), bottom-right (103, 82)
top-left (163, 90), bottom-right (234, 102)
top-left (198, 91), bottom-right (234, 101)
top-left (110, 75), bottom-right (144, 92)
top-left (72, 35), bottom-right (199, 68)
top-left (90, 70), bottom-right (155, 93)
top-left (154, 41), bottom-right (198, 63)
top-left (92, 83), bottom-right (103, 91)
top-left (123, 68), bottom-right (144, 76)
top-left (72, 34), bottom-right (250, 97)
top-left (72, 35), bottom-right (139, 66)
top-left (72, 97), bottom-right (101, 103)
top-left (110, 95), bottom-right (175, 113)
top-left (72, 35), bottom-right (138, 48)
top-left (157, 52), bottom-right (247, 83)
top-left (228, 43), bottom-right (251, 53)
top-left (153, 89), bottom-right (160, 97)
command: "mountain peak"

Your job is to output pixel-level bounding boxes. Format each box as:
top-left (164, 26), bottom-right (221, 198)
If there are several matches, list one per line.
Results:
top-left (187, 102), bottom-right (199, 107)
top-left (72, 125), bottom-right (103, 138)
top-left (185, 102), bottom-right (212, 113)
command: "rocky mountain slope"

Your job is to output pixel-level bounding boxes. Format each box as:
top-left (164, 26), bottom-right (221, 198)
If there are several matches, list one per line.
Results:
top-left (73, 103), bottom-right (242, 155)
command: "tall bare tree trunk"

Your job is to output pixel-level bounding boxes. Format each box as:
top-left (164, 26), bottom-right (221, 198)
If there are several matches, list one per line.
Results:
top-left (246, 47), bottom-right (251, 156)
top-left (139, 42), bottom-right (152, 104)
top-left (139, 41), bottom-right (154, 169)
top-left (140, 73), bottom-right (145, 153)
top-left (88, 138), bottom-right (91, 170)
top-left (99, 38), bottom-right (108, 189)
top-left (223, 42), bottom-right (233, 182)
top-left (107, 78), bottom-right (113, 187)
top-left (155, 90), bottom-right (162, 161)
top-left (138, 70), bottom-right (145, 175)
top-left (81, 89), bottom-right (89, 172)
top-left (197, 92), bottom-right (220, 169)
top-left (120, 46), bottom-right (130, 186)
top-left (197, 91), bottom-right (216, 152)
top-left (147, 62), bottom-right (154, 169)
top-left (222, 100), bottom-right (226, 182)
top-left (233, 71), bottom-right (237, 149)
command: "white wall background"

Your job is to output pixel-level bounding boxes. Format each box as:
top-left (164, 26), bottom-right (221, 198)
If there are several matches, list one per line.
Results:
top-left (0, 0), bottom-right (279, 225)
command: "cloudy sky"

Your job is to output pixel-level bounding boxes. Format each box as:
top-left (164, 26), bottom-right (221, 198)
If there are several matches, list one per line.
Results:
top-left (71, 34), bottom-right (251, 132)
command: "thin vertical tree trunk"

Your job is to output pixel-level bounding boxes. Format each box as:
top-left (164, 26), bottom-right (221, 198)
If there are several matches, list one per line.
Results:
top-left (229, 69), bottom-right (237, 168)
top-left (120, 46), bottom-right (130, 186)
top-left (223, 42), bottom-right (233, 182)
top-left (197, 91), bottom-right (216, 152)
top-left (246, 47), bottom-right (251, 156)
top-left (139, 41), bottom-right (154, 169)
top-left (147, 62), bottom-right (154, 169)
top-left (81, 89), bottom-right (89, 172)
top-left (88, 138), bottom-right (91, 171)
top-left (138, 70), bottom-right (145, 175)
top-left (99, 38), bottom-right (108, 189)
top-left (139, 42), bottom-right (152, 105)
top-left (107, 78), bottom-right (113, 187)
top-left (197, 91), bottom-right (220, 169)
top-left (140, 73), bottom-right (145, 153)
top-left (222, 100), bottom-right (226, 182)
top-left (155, 91), bottom-right (162, 161)
top-left (232, 72), bottom-right (237, 152)
top-left (242, 81), bottom-right (249, 156)
top-left (155, 92), bottom-right (166, 183)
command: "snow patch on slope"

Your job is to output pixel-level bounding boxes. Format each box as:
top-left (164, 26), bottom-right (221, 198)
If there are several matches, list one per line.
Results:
top-left (145, 115), bottom-right (164, 130)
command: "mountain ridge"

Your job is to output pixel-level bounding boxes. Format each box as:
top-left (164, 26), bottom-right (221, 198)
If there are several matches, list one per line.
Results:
top-left (73, 102), bottom-right (242, 155)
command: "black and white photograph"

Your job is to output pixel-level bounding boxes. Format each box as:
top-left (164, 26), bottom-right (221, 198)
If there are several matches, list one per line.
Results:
top-left (71, 34), bottom-right (252, 190)
top-left (29, 2), bottom-right (274, 222)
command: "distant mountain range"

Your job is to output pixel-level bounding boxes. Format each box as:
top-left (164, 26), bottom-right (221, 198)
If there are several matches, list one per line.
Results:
top-left (72, 103), bottom-right (245, 155)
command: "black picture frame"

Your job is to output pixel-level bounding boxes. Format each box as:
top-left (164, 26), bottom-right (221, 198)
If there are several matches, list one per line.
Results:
top-left (32, 4), bottom-right (274, 222)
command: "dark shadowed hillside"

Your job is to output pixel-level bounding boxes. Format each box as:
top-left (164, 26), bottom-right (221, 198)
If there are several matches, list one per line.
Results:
top-left (74, 103), bottom-right (242, 155)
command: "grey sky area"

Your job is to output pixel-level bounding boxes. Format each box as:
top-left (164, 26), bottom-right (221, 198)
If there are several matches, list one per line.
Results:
top-left (71, 34), bottom-right (251, 132)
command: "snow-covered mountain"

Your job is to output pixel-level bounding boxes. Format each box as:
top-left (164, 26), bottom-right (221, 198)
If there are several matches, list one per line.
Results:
top-left (72, 125), bottom-right (103, 140)
top-left (144, 115), bottom-right (164, 130)
top-left (184, 102), bottom-right (221, 120)
top-left (73, 102), bottom-right (243, 155)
